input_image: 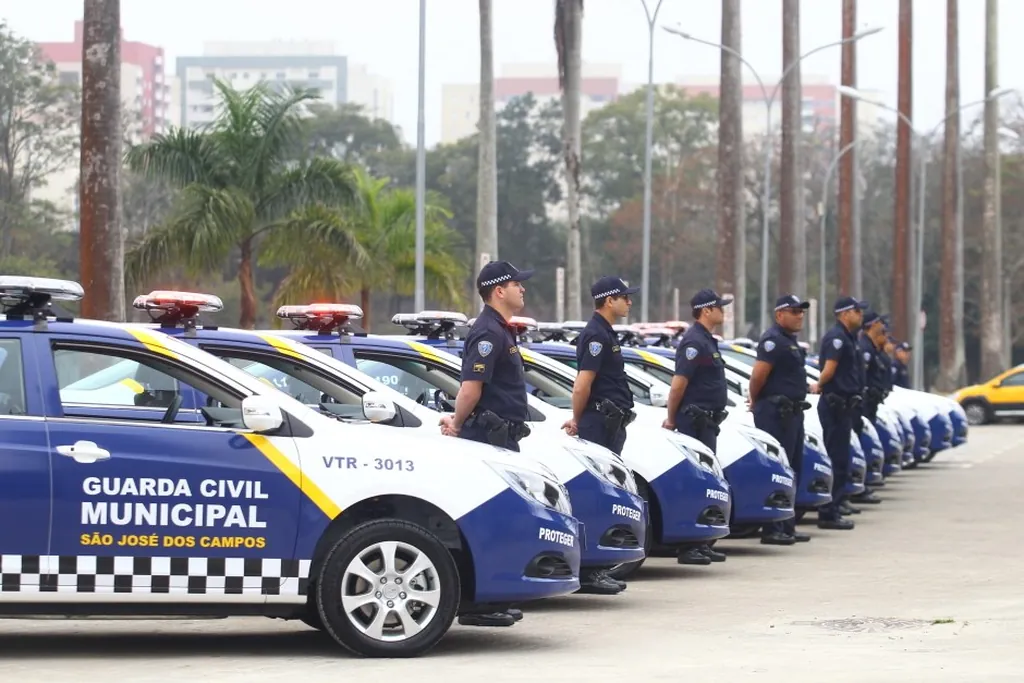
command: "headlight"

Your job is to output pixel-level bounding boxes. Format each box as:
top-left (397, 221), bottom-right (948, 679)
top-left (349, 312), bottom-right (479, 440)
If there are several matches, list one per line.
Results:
top-left (488, 462), bottom-right (572, 516)
top-left (564, 445), bottom-right (638, 494)
top-left (667, 436), bottom-right (724, 478)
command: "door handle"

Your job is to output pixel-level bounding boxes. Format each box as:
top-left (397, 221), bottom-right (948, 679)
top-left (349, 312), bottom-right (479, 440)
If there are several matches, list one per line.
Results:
top-left (56, 441), bottom-right (111, 464)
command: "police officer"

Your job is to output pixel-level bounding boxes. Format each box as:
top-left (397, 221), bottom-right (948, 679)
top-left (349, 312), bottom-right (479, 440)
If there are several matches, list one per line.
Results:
top-left (440, 260), bottom-right (533, 452)
top-left (852, 310), bottom-right (889, 506)
top-left (749, 294), bottom-right (812, 546)
top-left (810, 296), bottom-right (869, 530)
top-left (562, 276), bottom-right (640, 456)
top-left (663, 288), bottom-right (731, 565)
top-left (891, 342), bottom-right (912, 388)
top-left (439, 260), bottom-right (535, 626)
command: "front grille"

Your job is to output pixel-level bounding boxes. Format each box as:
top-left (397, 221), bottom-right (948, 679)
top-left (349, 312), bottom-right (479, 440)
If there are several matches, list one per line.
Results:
top-left (525, 553), bottom-right (573, 579)
top-left (810, 478), bottom-right (830, 494)
top-left (698, 506), bottom-right (727, 526)
top-left (599, 526), bottom-right (640, 549)
top-left (765, 492), bottom-right (792, 508)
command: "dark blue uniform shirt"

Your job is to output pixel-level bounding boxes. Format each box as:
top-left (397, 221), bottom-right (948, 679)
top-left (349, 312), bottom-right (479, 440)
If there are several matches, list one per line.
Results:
top-left (576, 312), bottom-right (634, 409)
top-left (877, 350), bottom-right (893, 392)
top-left (674, 322), bottom-right (727, 411)
top-left (460, 304), bottom-right (528, 422)
top-left (818, 322), bottom-right (862, 397)
top-left (858, 334), bottom-right (888, 393)
top-left (891, 358), bottom-right (910, 388)
top-left (756, 323), bottom-right (808, 400)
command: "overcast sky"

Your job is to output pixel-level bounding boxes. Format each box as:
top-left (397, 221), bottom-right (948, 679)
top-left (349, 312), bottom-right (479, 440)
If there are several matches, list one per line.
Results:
top-left (5, 0), bottom-right (1022, 147)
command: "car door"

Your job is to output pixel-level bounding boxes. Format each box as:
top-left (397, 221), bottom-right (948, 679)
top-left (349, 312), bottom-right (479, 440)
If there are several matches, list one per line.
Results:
top-left (989, 370), bottom-right (1024, 414)
top-left (0, 334), bottom-right (53, 587)
top-left (38, 334), bottom-right (302, 599)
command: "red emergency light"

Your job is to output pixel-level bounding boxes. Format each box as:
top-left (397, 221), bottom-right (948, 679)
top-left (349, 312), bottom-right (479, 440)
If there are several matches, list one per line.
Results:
top-left (132, 290), bottom-right (224, 324)
top-left (276, 303), bottom-right (363, 333)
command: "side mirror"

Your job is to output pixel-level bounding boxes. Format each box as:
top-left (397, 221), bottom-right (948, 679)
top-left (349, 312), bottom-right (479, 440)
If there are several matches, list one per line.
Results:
top-left (362, 391), bottom-right (397, 422)
top-left (649, 386), bottom-right (668, 408)
top-left (241, 395), bottom-right (285, 433)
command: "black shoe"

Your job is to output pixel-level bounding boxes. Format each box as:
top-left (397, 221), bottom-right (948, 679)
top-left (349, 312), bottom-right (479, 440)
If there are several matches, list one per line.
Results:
top-left (791, 532), bottom-right (811, 542)
top-left (677, 547), bottom-right (712, 566)
top-left (760, 532), bottom-right (797, 546)
top-left (700, 545), bottom-right (727, 562)
top-left (507, 608), bottom-right (524, 622)
top-left (459, 612), bottom-right (516, 627)
top-left (817, 518), bottom-right (855, 530)
top-left (576, 571), bottom-right (624, 595)
top-left (851, 492), bottom-right (882, 504)
top-left (839, 503), bottom-right (862, 515)
top-left (590, 569), bottom-right (627, 591)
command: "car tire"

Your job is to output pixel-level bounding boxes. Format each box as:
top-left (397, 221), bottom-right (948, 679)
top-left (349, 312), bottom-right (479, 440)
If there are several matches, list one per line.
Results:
top-left (961, 400), bottom-right (989, 426)
top-left (315, 519), bottom-right (460, 658)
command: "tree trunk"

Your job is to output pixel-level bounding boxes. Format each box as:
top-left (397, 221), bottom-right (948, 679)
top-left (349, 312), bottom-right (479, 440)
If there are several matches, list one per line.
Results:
top-left (838, 0), bottom-right (857, 297)
top-left (717, 0), bottom-right (744, 331)
top-left (79, 0), bottom-right (125, 321)
top-left (779, 0), bottom-right (800, 297)
top-left (980, 0), bottom-right (1004, 379)
top-left (892, 0), bottom-right (913, 345)
top-left (936, 0), bottom-right (964, 392)
top-left (238, 237), bottom-right (257, 329)
top-left (476, 0), bottom-right (498, 267)
top-left (556, 0), bottom-right (584, 320)
top-left (360, 287), bottom-right (372, 331)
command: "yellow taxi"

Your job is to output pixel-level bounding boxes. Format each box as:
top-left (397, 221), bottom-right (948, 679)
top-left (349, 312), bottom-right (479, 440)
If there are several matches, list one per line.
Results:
top-left (952, 364), bottom-right (1024, 425)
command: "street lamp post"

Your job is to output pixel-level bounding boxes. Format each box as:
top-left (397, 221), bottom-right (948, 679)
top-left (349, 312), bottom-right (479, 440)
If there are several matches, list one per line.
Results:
top-left (413, 0), bottom-right (427, 312)
top-left (663, 25), bottom-right (882, 333)
top-left (837, 85), bottom-right (1013, 389)
top-left (639, 0), bottom-right (665, 323)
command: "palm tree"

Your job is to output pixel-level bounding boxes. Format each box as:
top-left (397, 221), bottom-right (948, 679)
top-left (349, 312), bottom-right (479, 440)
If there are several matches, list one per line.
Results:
top-left (555, 0), bottom-right (583, 319)
top-left (123, 79), bottom-right (361, 328)
top-left (268, 167), bottom-right (468, 328)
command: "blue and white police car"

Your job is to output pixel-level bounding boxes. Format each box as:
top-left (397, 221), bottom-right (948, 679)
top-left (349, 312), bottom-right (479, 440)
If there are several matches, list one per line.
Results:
top-left (0, 278), bottom-right (582, 658)
top-left (117, 293), bottom-right (646, 595)
top-left (263, 308), bottom-right (733, 579)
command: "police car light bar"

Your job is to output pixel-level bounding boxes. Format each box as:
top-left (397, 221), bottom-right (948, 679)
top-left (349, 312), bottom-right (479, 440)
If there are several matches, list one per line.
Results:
top-left (561, 320), bottom-right (587, 332)
top-left (0, 276), bottom-right (84, 306)
top-left (416, 310), bottom-right (468, 324)
top-left (508, 316), bottom-right (538, 331)
top-left (132, 290), bottom-right (223, 325)
top-left (277, 303), bottom-right (364, 333)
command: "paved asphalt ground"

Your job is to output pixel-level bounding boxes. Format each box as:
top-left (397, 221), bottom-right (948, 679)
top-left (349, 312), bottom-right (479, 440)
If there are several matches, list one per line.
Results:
top-left (3, 425), bottom-right (1021, 682)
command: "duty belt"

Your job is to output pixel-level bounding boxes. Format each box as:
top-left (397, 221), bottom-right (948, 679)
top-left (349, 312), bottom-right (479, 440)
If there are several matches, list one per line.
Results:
top-left (683, 405), bottom-right (729, 432)
top-left (465, 409), bottom-right (531, 447)
top-left (823, 393), bottom-right (863, 412)
top-left (765, 395), bottom-right (812, 420)
top-left (592, 398), bottom-right (637, 435)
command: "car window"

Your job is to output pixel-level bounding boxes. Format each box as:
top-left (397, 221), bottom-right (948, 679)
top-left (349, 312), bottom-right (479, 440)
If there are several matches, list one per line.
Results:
top-left (1000, 372), bottom-right (1024, 387)
top-left (51, 343), bottom-right (243, 420)
top-left (204, 348), bottom-right (365, 419)
top-left (0, 339), bottom-right (27, 416)
top-left (354, 353), bottom-right (459, 411)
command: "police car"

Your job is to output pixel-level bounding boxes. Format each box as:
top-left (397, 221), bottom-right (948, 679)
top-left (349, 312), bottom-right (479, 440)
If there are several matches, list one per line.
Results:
top-left (462, 318), bottom-right (796, 538)
top-left (0, 278), bottom-right (583, 658)
top-left (114, 294), bottom-right (647, 593)
top-left (292, 309), bottom-right (733, 580)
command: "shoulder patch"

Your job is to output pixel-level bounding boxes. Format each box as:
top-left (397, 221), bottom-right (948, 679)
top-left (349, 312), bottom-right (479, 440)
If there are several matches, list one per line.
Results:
top-left (863, 351), bottom-right (872, 362)
top-left (764, 340), bottom-right (775, 352)
top-left (478, 340), bottom-right (493, 357)
top-left (685, 346), bottom-right (698, 361)
top-left (832, 338), bottom-right (843, 350)
top-left (588, 341), bottom-right (603, 356)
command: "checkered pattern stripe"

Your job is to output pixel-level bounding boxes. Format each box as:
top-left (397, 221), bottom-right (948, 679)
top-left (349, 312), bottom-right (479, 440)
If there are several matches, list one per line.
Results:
top-left (0, 555), bottom-right (311, 596)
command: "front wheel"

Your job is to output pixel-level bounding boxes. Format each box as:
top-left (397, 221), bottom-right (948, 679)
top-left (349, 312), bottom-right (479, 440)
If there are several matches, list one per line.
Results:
top-left (962, 400), bottom-right (989, 426)
top-left (316, 519), bottom-right (460, 658)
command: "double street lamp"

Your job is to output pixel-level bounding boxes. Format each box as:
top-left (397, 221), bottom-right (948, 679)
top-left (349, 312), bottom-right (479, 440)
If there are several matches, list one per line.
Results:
top-left (639, 0), bottom-right (666, 323)
top-left (836, 85), bottom-right (1013, 388)
top-left (662, 24), bottom-right (882, 333)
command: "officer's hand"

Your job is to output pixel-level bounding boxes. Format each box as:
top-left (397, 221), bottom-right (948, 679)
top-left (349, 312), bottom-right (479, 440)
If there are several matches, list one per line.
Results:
top-left (661, 418), bottom-right (675, 431)
top-left (561, 418), bottom-right (578, 436)
top-left (745, 397), bottom-right (753, 412)
top-left (809, 382), bottom-right (820, 394)
top-left (439, 415), bottom-right (459, 437)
